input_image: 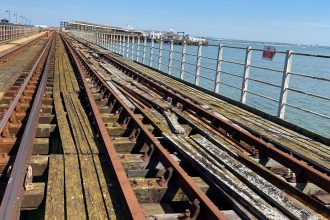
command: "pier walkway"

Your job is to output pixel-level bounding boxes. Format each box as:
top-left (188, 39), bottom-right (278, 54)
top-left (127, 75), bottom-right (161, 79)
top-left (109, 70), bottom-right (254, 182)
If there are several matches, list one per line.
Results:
top-left (0, 29), bottom-right (328, 220)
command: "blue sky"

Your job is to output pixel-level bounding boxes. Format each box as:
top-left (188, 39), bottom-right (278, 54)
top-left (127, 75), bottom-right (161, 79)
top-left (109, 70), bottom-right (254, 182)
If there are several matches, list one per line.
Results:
top-left (1, 0), bottom-right (330, 45)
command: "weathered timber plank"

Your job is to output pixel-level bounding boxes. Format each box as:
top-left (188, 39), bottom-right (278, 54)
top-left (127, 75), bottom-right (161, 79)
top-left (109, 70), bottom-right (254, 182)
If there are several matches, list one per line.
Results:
top-left (79, 154), bottom-right (108, 218)
top-left (45, 155), bottom-right (65, 220)
top-left (92, 155), bottom-right (118, 219)
top-left (62, 92), bottom-right (91, 154)
top-left (64, 154), bottom-right (86, 219)
top-left (69, 93), bottom-right (99, 154)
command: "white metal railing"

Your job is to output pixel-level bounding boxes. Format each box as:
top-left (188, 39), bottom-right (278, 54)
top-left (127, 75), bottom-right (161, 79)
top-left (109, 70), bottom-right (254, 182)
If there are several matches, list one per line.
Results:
top-left (70, 30), bottom-right (330, 136)
top-left (0, 24), bottom-right (38, 43)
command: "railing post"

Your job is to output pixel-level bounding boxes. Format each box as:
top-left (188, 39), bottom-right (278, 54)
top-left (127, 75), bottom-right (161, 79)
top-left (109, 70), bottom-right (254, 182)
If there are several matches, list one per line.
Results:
top-left (195, 42), bottom-right (203, 85)
top-left (131, 36), bottom-right (135, 60)
top-left (107, 34), bottom-right (110, 50)
top-left (158, 39), bottom-right (163, 70)
top-left (122, 35), bottom-right (125, 56)
top-left (110, 34), bottom-right (113, 52)
top-left (214, 44), bottom-right (223, 93)
top-left (113, 35), bottom-right (115, 52)
top-left (114, 35), bottom-right (118, 53)
top-left (168, 40), bottom-right (174, 75)
top-left (117, 35), bottom-right (120, 54)
top-left (149, 37), bottom-right (154, 67)
top-left (278, 50), bottom-right (293, 119)
top-left (119, 35), bottom-right (124, 55)
top-left (136, 37), bottom-right (140, 62)
top-left (180, 41), bottom-right (187, 79)
top-left (143, 37), bottom-right (147, 64)
top-left (240, 46), bottom-right (252, 103)
top-left (126, 36), bottom-right (130, 59)
top-left (106, 34), bottom-right (109, 50)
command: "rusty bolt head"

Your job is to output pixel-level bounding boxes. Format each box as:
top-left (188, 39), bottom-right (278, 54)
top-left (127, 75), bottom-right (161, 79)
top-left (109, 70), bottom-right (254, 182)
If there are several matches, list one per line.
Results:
top-left (130, 179), bottom-right (138, 186)
top-left (288, 172), bottom-right (296, 183)
top-left (283, 168), bottom-right (292, 179)
top-left (184, 209), bottom-right (191, 217)
top-left (1, 127), bottom-right (10, 138)
top-left (253, 149), bottom-right (260, 159)
top-left (141, 151), bottom-right (148, 161)
top-left (158, 176), bottom-right (166, 186)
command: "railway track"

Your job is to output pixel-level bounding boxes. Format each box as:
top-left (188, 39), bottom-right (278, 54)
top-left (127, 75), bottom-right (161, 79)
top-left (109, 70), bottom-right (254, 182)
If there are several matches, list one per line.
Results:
top-left (0, 34), bottom-right (48, 99)
top-left (63, 33), bottom-right (330, 219)
top-left (0, 34), bottom-right (44, 62)
top-left (0, 31), bottom-right (328, 219)
top-left (63, 33), bottom-right (226, 220)
top-left (0, 32), bottom-right (54, 219)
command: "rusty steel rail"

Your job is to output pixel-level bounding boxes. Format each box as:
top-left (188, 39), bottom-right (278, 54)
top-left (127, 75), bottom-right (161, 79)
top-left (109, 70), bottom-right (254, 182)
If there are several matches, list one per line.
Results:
top-left (61, 35), bottom-right (145, 220)
top-left (0, 33), bottom-right (44, 62)
top-left (0, 34), bottom-right (54, 219)
top-left (0, 36), bottom-right (51, 139)
top-left (98, 52), bottom-right (330, 193)
top-left (62, 34), bottom-right (226, 220)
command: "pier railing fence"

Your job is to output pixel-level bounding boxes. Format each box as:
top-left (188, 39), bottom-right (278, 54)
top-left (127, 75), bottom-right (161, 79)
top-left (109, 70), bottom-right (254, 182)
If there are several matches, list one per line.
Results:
top-left (71, 31), bottom-right (330, 136)
top-left (0, 24), bottom-right (39, 44)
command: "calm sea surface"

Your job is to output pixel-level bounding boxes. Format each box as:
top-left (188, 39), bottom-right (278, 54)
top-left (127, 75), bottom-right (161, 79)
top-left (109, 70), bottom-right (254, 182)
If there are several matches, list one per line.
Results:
top-left (108, 40), bottom-right (330, 138)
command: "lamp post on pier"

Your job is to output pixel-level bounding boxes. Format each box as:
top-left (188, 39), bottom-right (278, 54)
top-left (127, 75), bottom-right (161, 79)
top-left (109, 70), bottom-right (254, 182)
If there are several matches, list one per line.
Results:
top-left (5, 10), bottom-right (10, 23)
top-left (14, 13), bottom-right (17, 24)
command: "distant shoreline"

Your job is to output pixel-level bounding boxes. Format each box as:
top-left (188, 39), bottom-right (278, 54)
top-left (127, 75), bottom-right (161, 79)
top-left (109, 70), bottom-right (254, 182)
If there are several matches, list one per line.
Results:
top-left (203, 37), bottom-right (330, 50)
